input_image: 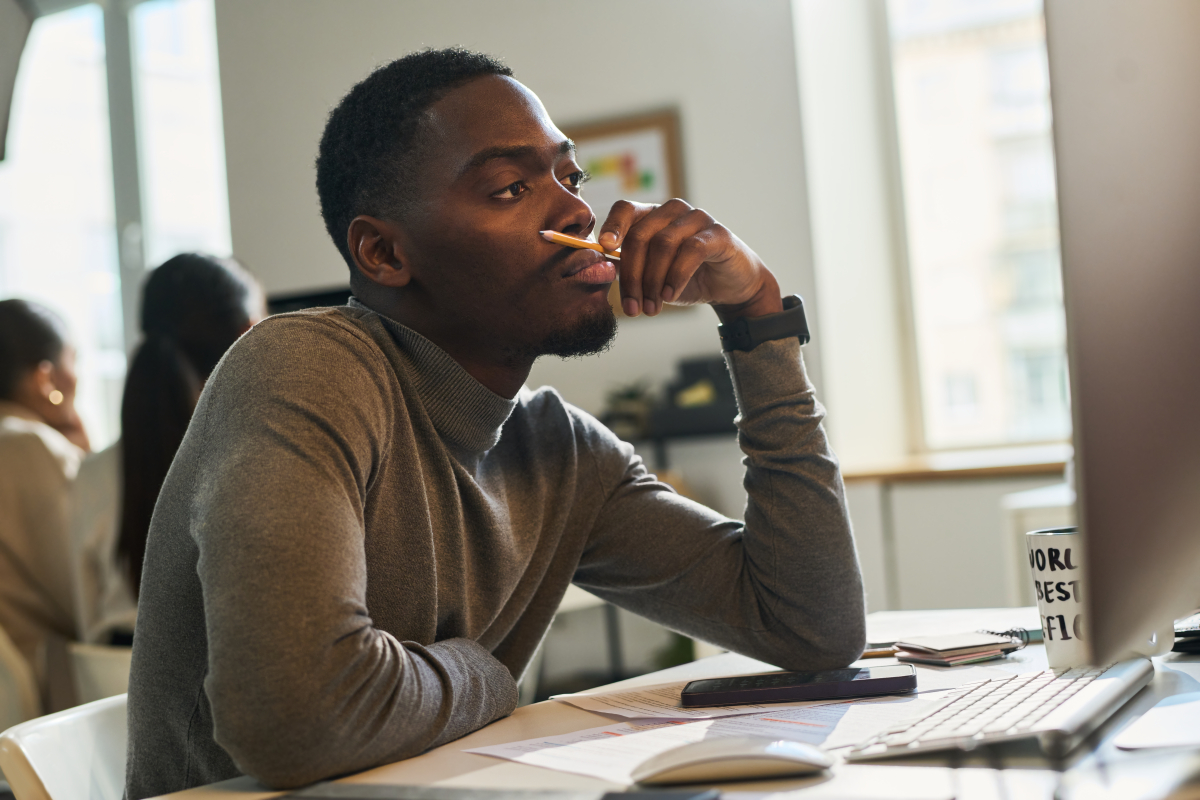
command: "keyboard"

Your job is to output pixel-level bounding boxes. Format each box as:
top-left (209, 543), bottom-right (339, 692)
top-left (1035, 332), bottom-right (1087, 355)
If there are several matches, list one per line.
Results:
top-left (846, 658), bottom-right (1153, 761)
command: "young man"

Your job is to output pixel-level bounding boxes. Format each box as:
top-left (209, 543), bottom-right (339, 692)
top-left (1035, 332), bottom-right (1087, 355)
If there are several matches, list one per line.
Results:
top-left (125, 48), bottom-right (865, 798)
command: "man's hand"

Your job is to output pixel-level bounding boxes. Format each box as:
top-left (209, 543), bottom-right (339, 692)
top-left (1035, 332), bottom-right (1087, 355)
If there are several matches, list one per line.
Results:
top-left (598, 199), bottom-right (783, 320)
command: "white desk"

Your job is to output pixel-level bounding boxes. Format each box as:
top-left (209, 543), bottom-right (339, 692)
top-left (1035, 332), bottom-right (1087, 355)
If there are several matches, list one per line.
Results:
top-left (156, 609), bottom-right (1200, 800)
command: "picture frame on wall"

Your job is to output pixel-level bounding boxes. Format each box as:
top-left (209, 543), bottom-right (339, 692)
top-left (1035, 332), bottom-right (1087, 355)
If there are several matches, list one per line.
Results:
top-left (563, 108), bottom-right (688, 317)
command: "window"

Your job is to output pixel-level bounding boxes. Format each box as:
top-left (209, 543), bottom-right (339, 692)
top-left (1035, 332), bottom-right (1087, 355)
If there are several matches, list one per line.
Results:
top-left (133, 0), bottom-right (231, 268)
top-left (0, 6), bottom-right (124, 447)
top-left (0, 0), bottom-right (230, 450)
top-left (886, 0), bottom-right (1069, 450)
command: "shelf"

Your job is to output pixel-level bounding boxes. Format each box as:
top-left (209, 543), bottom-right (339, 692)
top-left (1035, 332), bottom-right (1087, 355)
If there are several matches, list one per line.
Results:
top-left (843, 443), bottom-right (1071, 483)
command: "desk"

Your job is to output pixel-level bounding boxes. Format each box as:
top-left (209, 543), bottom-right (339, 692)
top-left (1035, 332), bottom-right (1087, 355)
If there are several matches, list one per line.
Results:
top-left (156, 609), bottom-right (1200, 800)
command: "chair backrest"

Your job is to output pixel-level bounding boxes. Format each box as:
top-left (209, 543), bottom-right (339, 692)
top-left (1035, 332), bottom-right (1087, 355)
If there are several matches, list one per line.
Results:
top-left (0, 625), bottom-right (39, 733)
top-left (66, 645), bottom-right (131, 706)
top-left (0, 694), bottom-right (126, 800)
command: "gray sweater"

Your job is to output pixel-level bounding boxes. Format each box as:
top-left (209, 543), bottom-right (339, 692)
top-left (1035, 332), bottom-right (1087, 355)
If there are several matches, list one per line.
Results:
top-left (125, 301), bottom-right (864, 799)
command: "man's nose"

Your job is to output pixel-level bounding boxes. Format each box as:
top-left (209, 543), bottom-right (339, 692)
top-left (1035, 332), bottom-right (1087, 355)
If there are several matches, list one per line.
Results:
top-left (546, 183), bottom-right (595, 237)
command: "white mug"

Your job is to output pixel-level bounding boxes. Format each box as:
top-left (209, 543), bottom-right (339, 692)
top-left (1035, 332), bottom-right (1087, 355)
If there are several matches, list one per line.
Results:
top-left (1027, 526), bottom-right (1174, 668)
top-left (1027, 527), bottom-right (1089, 668)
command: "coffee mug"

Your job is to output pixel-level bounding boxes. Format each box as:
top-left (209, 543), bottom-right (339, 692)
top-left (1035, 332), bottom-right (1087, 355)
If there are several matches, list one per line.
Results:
top-left (1027, 526), bottom-right (1174, 668)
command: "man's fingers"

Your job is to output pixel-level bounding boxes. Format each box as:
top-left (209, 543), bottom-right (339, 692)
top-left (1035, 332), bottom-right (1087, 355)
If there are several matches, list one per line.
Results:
top-left (598, 200), bottom-right (654, 251)
top-left (640, 209), bottom-right (717, 314)
top-left (661, 231), bottom-right (720, 307)
top-left (617, 201), bottom-right (690, 315)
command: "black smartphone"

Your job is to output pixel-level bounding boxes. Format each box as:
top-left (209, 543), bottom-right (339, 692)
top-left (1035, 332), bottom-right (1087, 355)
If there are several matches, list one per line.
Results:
top-left (680, 665), bottom-right (917, 707)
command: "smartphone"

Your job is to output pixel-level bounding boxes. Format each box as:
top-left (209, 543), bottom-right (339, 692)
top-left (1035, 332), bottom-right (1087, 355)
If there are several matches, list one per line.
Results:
top-left (680, 665), bottom-right (917, 707)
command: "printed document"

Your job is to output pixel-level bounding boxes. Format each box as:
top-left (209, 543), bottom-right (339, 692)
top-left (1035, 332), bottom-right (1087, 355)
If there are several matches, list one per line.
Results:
top-left (552, 666), bottom-right (1007, 721)
top-left (468, 694), bottom-right (941, 785)
top-left (552, 680), bottom-right (838, 720)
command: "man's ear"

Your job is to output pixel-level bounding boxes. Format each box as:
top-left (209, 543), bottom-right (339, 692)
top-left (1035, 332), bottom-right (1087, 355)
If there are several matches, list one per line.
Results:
top-left (347, 215), bottom-right (414, 288)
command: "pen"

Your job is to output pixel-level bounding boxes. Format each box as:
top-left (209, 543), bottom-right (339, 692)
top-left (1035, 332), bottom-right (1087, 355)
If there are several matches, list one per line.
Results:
top-left (540, 230), bottom-right (622, 260)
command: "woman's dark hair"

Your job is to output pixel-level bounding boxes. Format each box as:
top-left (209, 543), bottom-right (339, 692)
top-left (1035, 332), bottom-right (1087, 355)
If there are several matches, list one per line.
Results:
top-left (0, 299), bottom-right (67, 400)
top-left (118, 253), bottom-right (261, 595)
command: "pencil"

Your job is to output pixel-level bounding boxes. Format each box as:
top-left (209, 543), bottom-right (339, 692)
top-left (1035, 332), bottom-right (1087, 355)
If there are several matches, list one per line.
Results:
top-left (859, 646), bottom-right (898, 659)
top-left (540, 230), bottom-right (621, 260)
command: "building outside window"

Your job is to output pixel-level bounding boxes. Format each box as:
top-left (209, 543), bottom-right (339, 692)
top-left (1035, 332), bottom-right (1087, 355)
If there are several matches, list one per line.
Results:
top-left (886, 0), bottom-right (1069, 451)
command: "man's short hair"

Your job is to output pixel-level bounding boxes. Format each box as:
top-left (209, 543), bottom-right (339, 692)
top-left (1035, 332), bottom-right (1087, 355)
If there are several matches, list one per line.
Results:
top-left (315, 48), bottom-right (513, 274)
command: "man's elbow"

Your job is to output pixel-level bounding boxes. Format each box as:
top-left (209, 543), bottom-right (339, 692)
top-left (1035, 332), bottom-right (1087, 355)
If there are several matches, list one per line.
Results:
top-left (214, 702), bottom-right (379, 790)
top-left (238, 755), bottom-right (325, 791)
top-left (217, 718), bottom-right (334, 789)
top-left (810, 627), bottom-right (867, 669)
top-left (802, 606), bottom-right (867, 668)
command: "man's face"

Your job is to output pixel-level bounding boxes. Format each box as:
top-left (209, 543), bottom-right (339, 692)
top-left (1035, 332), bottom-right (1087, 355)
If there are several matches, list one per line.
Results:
top-left (396, 75), bottom-right (616, 360)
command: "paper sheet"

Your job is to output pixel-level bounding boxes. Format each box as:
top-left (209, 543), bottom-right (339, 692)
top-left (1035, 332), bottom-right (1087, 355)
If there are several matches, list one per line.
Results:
top-left (1114, 691), bottom-right (1200, 749)
top-left (468, 694), bottom-right (941, 785)
top-left (866, 607), bottom-right (1042, 647)
top-left (552, 680), bottom-right (848, 720)
top-left (907, 664), bottom-right (1016, 692)
top-left (552, 667), bottom-right (1002, 721)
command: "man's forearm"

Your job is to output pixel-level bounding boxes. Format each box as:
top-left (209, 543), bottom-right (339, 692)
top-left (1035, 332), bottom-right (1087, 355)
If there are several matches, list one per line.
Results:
top-left (725, 338), bottom-right (866, 665)
top-left (576, 337), bottom-right (866, 670)
top-left (208, 628), bottom-right (518, 788)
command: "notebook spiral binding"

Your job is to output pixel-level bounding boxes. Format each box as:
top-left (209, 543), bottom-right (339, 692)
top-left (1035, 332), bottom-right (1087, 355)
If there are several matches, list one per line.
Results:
top-left (978, 628), bottom-right (1030, 649)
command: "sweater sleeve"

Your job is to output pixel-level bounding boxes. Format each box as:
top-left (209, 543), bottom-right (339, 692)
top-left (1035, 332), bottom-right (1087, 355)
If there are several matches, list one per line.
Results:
top-left (189, 318), bottom-right (517, 789)
top-left (573, 337), bottom-right (866, 670)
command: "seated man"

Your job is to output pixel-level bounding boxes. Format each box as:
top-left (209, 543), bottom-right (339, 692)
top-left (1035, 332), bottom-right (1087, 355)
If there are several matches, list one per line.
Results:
top-left (125, 48), bottom-right (865, 798)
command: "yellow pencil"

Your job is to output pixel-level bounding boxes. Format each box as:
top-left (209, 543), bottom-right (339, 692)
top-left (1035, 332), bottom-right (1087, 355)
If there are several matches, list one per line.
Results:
top-left (540, 230), bottom-right (621, 260)
top-left (859, 646), bottom-right (898, 659)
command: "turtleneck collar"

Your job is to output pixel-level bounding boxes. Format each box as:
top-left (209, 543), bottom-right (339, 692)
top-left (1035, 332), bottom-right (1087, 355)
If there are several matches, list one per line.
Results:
top-left (348, 298), bottom-right (517, 453)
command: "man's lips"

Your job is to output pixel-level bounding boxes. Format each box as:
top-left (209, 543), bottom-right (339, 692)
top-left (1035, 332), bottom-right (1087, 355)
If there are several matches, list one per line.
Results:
top-left (562, 249), bottom-right (617, 284)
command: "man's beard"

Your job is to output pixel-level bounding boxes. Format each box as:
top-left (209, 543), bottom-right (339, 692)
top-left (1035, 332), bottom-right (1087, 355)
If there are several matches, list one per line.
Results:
top-left (527, 302), bottom-right (618, 360)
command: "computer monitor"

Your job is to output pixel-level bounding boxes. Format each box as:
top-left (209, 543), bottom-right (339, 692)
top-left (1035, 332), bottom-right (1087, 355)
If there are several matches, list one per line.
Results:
top-left (1045, 0), bottom-right (1200, 664)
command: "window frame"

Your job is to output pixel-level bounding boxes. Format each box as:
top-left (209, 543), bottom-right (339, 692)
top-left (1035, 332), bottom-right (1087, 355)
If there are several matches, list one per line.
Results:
top-left (876, 0), bottom-right (1070, 456)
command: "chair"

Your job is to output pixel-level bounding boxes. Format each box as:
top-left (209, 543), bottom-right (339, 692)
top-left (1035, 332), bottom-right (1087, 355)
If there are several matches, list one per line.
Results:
top-left (65, 645), bottom-right (131, 705)
top-left (0, 694), bottom-right (126, 800)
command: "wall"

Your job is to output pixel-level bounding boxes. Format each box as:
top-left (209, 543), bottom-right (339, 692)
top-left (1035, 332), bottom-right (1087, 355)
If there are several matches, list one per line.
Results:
top-left (847, 475), bottom-right (1062, 613)
top-left (212, 1), bottom-right (1060, 640)
top-left (212, 0), bottom-right (824, 417)
top-left (792, 0), bottom-right (916, 470)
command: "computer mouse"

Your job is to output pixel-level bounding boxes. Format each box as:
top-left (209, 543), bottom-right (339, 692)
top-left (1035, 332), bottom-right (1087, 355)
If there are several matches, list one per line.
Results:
top-left (630, 735), bottom-right (834, 785)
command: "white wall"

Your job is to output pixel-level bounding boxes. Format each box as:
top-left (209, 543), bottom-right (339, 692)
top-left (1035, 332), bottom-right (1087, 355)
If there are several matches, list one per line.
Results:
top-left (792, 0), bottom-right (916, 470)
top-left (212, 1), bottom-right (1060, 636)
top-left (846, 475), bottom-right (1061, 612)
top-left (213, 0), bottom-right (824, 416)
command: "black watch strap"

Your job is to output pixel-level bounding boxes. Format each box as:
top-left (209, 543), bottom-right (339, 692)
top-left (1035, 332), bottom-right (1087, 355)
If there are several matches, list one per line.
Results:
top-left (718, 294), bottom-right (810, 352)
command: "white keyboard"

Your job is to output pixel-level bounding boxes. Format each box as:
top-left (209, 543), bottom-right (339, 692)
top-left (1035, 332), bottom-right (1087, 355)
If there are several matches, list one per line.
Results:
top-left (847, 658), bottom-right (1153, 760)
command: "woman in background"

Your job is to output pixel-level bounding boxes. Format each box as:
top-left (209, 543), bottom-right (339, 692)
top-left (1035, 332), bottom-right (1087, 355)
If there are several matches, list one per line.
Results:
top-left (0, 299), bottom-right (90, 710)
top-left (74, 253), bottom-right (264, 644)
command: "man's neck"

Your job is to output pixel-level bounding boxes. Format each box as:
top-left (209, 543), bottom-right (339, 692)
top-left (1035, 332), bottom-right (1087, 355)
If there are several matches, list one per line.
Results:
top-left (354, 293), bottom-right (532, 399)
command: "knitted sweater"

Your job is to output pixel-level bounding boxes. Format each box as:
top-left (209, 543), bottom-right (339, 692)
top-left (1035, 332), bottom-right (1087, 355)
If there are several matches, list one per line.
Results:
top-left (125, 300), bottom-right (865, 798)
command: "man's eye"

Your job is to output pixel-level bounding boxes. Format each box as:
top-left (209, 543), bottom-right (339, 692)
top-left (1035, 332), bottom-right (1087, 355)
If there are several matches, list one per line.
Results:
top-left (564, 170), bottom-right (590, 189)
top-left (494, 181), bottom-right (527, 199)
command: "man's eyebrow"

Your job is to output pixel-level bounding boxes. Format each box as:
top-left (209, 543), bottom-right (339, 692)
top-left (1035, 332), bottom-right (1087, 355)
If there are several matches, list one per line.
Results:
top-left (459, 139), bottom-right (576, 177)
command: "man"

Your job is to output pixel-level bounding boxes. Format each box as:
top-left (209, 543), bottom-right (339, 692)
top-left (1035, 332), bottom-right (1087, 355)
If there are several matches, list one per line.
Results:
top-left (126, 48), bottom-right (865, 798)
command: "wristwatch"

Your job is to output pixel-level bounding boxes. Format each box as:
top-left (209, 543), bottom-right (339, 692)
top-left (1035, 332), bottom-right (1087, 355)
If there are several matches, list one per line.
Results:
top-left (718, 294), bottom-right (810, 352)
